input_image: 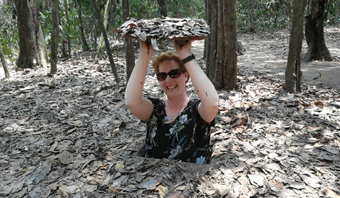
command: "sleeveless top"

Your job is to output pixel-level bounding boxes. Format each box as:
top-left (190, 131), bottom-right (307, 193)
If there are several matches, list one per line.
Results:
top-left (142, 98), bottom-right (215, 164)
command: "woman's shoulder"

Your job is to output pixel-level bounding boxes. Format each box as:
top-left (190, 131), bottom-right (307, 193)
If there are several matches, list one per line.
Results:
top-left (188, 97), bottom-right (201, 109)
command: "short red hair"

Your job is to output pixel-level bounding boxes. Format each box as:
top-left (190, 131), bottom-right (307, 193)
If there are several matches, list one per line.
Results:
top-left (151, 51), bottom-right (187, 74)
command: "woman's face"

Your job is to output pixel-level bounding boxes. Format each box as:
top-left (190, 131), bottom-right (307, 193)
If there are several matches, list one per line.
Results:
top-left (158, 60), bottom-right (188, 99)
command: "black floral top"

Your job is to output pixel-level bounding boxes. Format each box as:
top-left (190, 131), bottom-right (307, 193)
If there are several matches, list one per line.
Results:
top-left (143, 98), bottom-right (215, 164)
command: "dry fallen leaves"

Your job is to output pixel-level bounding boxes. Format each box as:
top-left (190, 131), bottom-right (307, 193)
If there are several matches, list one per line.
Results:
top-left (0, 33), bottom-right (339, 197)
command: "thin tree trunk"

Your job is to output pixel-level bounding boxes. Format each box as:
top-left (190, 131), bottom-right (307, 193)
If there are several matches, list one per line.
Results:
top-left (286, 0), bottom-right (306, 93)
top-left (204, 0), bottom-right (210, 59)
top-left (122, 0), bottom-right (135, 82)
top-left (38, 23), bottom-right (48, 67)
top-left (77, 1), bottom-right (89, 51)
top-left (64, 0), bottom-right (71, 57)
top-left (107, 1), bottom-right (117, 32)
top-left (247, 0), bottom-right (256, 32)
top-left (50, 0), bottom-right (59, 74)
top-left (96, 0), bottom-right (111, 57)
top-left (287, 0), bottom-right (292, 21)
top-left (212, 0), bottom-right (224, 89)
top-left (92, 0), bottom-right (120, 83)
top-left (223, 0), bottom-right (237, 89)
top-left (157, 0), bottom-right (167, 17)
top-left (207, 0), bottom-right (217, 80)
top-left (62, 40), bottom-right (67, 57)
top-left (0, 46), bottom-right (10, 78)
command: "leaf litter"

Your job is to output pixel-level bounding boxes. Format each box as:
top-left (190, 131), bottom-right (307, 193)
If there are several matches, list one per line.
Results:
top-left (0, 32), bottom-right (340, 197)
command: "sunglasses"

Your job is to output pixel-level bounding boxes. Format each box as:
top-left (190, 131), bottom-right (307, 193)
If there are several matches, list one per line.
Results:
top-left (156, 69), bottom-right (184, 81)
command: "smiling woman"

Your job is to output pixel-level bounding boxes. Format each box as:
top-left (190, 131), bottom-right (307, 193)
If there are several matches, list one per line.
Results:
top-left (125, 40), bottom-right (219, 164)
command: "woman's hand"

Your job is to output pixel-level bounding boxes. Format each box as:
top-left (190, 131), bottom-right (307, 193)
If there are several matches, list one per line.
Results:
top-left (139, 39), bottom-right (154, 55)
top-left (173, 40), bottom-right (193, 60)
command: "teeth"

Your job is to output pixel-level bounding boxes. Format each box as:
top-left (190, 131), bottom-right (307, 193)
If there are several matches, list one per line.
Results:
top-left (167, 85), bottom-right (176, 89)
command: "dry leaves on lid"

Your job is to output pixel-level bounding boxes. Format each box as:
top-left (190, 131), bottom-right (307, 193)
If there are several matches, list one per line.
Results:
top-left (113, 17), bottom-right (210, 50)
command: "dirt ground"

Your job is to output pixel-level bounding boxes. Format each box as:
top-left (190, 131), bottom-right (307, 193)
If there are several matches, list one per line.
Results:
top-left (191, 28), bottom-right (340, 91)
top-left (236, 28), bottom-right (340, 90)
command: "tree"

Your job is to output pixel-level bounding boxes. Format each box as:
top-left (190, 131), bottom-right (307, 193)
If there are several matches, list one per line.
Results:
top-left (16, 0), bottom-right (48, 69)
top-left (76, 0), bottom-right (89, 51)
top-left (246, 0), bottom-right (256, 32)
top-left (222, 0), bottom-right (237, 89)
top-left (0, 46), bottom-right (10, 78)
top-left (92, 0), bottom-right (120, 83)
top-left (96, 0), bottom-right (112, 57)
top-left (285, 0), bottom-right (306, 93)
top-left (304, 0), bottom-right (333, 61)
top-left (50, 0), bottom-right (59, 74)
top-left (64, 0), bottom-right (71, 58)
top-left (122, 0), bottom-right (135, 82)
top-left (157, 0), bottom-right (167, 17)
top-left (203, 0), bottom-right (210, 59)
top-left (205, 0), bottom-right (217, 81)
top-left (287, 0), bottom-right (293, 21)
top-left (206, 0), bottom-right (237, 90)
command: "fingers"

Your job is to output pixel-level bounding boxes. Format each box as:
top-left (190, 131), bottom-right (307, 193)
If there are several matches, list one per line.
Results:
top-left (139, 39), bottom-right (154, 54)
top-left (173, 40), bottom-right (193, 58)
top-left (174, 40), bottom-right (193, 49)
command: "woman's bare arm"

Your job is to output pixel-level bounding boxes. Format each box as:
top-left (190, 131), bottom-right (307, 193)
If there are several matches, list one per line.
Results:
top-left (174, 40), bottom-right (219, 123)
top-left (125, 41), bottom-right (154, 121)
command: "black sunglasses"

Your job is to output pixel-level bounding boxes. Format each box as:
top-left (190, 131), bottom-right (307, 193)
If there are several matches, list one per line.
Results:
top-left (156, 69), bottom-right (184, 81)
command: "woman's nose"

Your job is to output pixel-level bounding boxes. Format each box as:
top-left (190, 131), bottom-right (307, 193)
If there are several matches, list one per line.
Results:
top-left (165, 75), bottom-right (172, 82)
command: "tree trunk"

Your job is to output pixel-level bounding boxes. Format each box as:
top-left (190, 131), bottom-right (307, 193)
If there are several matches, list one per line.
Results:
top-left (304, 0), bottom-right (333, 61)
top-left (206, 0), bottom-right (237, 89)
top-left (92, 0), bottom-right (120, 83)
top-left (286, 0), bottom-right (306, 93)
top-left (212, 0), bottom-right (224, 89)
top-left (223, 0), bottom-right (237, 89)
top-left (38, 23), bottom-right (48, 68)
top-left (0, 46), bottom-right (10, 78)
top-left (62, 40), bottom-right (67, 57)
top-left (96, 0), bottom-right (111, 57)
top-left (157, 0), bottom-right (167, 17)
top-left (122, 0), bottom-right (135, 82)
top-left (77, 1), bottom-right (89, 51)
top-left (247, 0), bottom-right (256, 33)
top-left (204, 0), bottom-right (210, 59)
top-left (206, 0), bottom-right (217, 80)
top-left (107, 1), bottom-right (117, 32)
top-left (64, 0), bottom-right (71, 57)
top-left (50, 0), bottom-right (59, 74)
top-left (287, 0), bottom-right (293, 21)
top-left (16, 0), bottom-right (47, 69)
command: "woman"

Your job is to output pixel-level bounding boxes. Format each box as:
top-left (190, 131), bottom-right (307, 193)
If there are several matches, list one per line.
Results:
top-left (125, 40), bottom-right (218, 164)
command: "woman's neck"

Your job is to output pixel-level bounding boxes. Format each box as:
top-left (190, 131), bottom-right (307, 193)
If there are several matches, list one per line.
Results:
top-left (164, 95), bottom-right (189, 121)
top-left (166, 95), bottom-right (189, 109)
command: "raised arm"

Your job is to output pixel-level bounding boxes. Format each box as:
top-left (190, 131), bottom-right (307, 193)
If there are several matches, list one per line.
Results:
top-left (173, 40), bottom-right (219, 123)
top-left (125, 40), bottom-right (154, 121)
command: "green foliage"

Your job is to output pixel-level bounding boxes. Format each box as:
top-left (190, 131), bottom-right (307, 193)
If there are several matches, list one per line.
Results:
top-left (1, 45), bottom-right (12, 56)
top-left (237, 0), bottom-right (291, 32)
top-left (112, 0), bottom-right (205, 28)
top-left (1, 0), bottom-right (340, 58)
top-left (167, 0), bottom-right (204, 18)
top-left (39, 8), bottom-right (53, 44)
top-left (0, 5), bottom-right (19, 49)
top-left (326, 0), bottom-right (340, 25)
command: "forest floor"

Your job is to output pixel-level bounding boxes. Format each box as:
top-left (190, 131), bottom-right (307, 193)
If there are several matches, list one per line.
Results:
top-left (0, 28), bottom-right (340, 198)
